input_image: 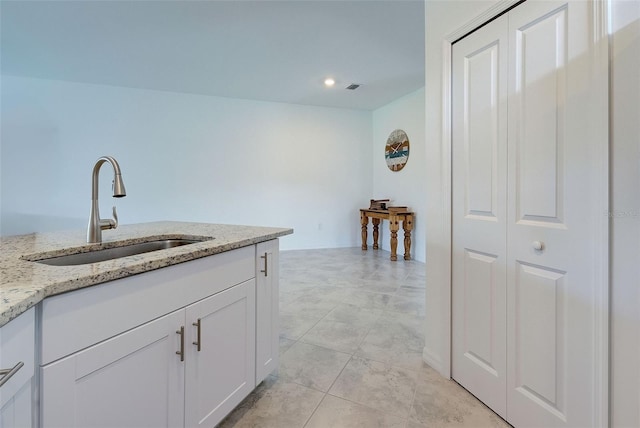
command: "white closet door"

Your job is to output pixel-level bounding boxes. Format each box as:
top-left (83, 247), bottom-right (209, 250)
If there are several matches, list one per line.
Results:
top-left (452, 13), bottom-right (508, 418)
top-left (506, 1), bottom-right (603, 426)
top-left (452, 0), bottom-right (606, 426)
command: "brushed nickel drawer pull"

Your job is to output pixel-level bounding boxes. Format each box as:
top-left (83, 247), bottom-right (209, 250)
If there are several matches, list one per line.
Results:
top-left (0, 361), bottom-right (24, 387)
top-left (260, 252), bottom-right (268, 277)
top-left (192, 318), bottom-right (201, 352)
top-left (176, 326), bottom-right (185, 362)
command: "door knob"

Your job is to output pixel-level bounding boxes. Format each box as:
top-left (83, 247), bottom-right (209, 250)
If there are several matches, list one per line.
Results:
top-left (532, 241), bottom-right (544, 251)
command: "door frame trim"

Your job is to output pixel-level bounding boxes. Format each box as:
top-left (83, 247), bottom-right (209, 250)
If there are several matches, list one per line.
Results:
top-left (429, 1), bottom-right (610, 426)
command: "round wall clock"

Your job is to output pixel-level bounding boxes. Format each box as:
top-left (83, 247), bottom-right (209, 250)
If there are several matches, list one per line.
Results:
top-left (385, 129), bottom-right (410, 172)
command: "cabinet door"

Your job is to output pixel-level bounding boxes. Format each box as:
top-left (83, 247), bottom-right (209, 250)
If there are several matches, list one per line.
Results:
top-left (0, 308), bottom-right (35, 428)
top-left (255, 239), bottom-right (279, 384)
top-left (41, 310), bottom-right (185, 428)
top-left (184, 280), bottom-right (256, 428)
top-left (0, 380), bottom-right (32, 428)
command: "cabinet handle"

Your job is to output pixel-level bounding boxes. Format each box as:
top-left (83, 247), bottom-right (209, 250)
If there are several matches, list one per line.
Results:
top-left (0, 361), bottom-right (24, 388)
top-left (176, 326), bottom-right (185, 362)
top-left (192, 318), bottom-right (201, 352)
top-left (260, 252), bottom-right (268, 277)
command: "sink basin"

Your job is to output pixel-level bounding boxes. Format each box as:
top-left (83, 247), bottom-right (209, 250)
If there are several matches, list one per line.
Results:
top-left (32, 238), bottom-right (210, 266)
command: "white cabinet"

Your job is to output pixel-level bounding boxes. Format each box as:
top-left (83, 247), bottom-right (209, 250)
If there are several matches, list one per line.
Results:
top-left (41, 280), bottom-right (256, 428)
top-left (185, 281), bottom-right (255, 427)
top-left (255, 239), bottom-right (279, 384)
top-left (41, 310), bottom-right (185, 428)
top-left (38, 242), bottom-right (280, 428)
top-left (0, 308), bottom-right (35, 428)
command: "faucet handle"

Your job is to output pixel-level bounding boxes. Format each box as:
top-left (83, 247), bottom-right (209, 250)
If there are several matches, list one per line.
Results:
top-left (112, 206), bottom-right (119, 229)
top-left (99, 206), bottom-right (118, 231)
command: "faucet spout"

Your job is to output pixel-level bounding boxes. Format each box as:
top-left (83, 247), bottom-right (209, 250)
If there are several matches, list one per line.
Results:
top-left (87, 156), bottom-right (127, 243)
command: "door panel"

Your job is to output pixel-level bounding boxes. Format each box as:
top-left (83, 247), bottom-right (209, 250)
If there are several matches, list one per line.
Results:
top-left (466, 40), bottom-right (501, 218)
top-left (452, 12), bottom-right (508, 419)
top-left (507, 1), bottom-right (599, 426)
top-left (513, 4), bottom-right (568, 224)
top-left (463, 250), bottom-right (500, 374)
top-left (514, 262), bottom-right (566, 413)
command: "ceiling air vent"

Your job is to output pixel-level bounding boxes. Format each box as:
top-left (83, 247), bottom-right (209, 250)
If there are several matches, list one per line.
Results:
top-left (346, 84), bottom-right (360, 90)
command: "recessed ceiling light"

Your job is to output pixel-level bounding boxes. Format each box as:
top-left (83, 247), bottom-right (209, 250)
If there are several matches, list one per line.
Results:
top-left (324, 78), bottom-right (335, 87)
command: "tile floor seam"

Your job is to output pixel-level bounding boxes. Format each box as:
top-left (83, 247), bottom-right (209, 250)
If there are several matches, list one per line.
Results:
top-left (349, 352), bottom-right (428, 377)
top-left (324, 391), bottom-right (411, 425)
top-left (288, 307), bottom-right (331, 341)
top-left (350, 312), bottom-right (383, 354)
top-left (298, 308), bottom-right (348, 346)
top-left (327, 357), bottom-right (417, 421)
top-left (407, 374), bottom-right (421, 425)
top-left (298, 322), bottom-right (374, 355)
top-left (277, 375), bottom-right (333, 395)
top-left (278, 337), bottom-right (298, 357)
top-left (324, 354), bottom-right (355, 395)
top-left (301, 391), bottom-right (330, 428)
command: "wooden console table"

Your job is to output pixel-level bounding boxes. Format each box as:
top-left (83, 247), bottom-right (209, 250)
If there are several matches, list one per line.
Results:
top-left (360, 208), bottom-right (414, 261)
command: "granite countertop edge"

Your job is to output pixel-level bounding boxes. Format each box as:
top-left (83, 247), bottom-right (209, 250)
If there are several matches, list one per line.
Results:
top-left (0, 222), bottom-right (293, 328)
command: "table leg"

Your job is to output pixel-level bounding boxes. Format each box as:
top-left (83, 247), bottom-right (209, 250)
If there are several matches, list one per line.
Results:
top-left (361, 212), bottom-right (369, 250)
top-left (389, 214), bottom-right (399, 261)
top-left (372, 218), bottom-right (381, 250)
top-left (403, 215), bottom-right (413, 260)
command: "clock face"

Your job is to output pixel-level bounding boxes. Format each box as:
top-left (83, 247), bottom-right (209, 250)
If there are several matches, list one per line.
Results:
top-left (385, 129), bottom-right (410, 172)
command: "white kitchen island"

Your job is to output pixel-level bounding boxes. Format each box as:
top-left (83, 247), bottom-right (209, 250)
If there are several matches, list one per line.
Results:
top-left (0, 221), bottom-right (292, 427)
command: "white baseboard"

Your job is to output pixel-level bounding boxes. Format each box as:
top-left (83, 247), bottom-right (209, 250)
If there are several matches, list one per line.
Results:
top-left (422, 346), bottom-right (448, 379)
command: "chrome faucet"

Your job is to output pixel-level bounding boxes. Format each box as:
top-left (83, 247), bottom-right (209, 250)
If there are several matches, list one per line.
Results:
top-left (87, 156), bottom-right (127, 243)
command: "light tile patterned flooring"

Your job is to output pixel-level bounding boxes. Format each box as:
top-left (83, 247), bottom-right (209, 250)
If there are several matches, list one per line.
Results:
top-left (219, 248), bottom-right (509, 428)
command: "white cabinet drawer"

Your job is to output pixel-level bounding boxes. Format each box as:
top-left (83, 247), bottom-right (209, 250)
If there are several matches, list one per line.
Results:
top-left (41, 246), bottom-right (254, 365)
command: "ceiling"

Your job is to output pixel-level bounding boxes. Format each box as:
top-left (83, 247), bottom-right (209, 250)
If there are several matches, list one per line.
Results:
top-left (1, 0), bottom-right (425, 111)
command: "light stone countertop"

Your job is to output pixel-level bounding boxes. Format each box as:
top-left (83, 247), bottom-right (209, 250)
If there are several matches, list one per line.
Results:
top-left (0, 221), bottom-right (293, 328)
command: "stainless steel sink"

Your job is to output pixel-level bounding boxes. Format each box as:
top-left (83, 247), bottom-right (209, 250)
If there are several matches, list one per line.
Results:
top-left (32, 238), bottom-right (210, 266)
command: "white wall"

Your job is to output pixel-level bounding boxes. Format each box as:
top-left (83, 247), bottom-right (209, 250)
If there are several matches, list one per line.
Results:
top-left (610, 1), bottom-right (640, 426)
top-left (372, 88), bottom-right (426, 262)
top-left (1, 76), bottom-right (373, 250)
top-left (424, 0), bottom-right (640, 426)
